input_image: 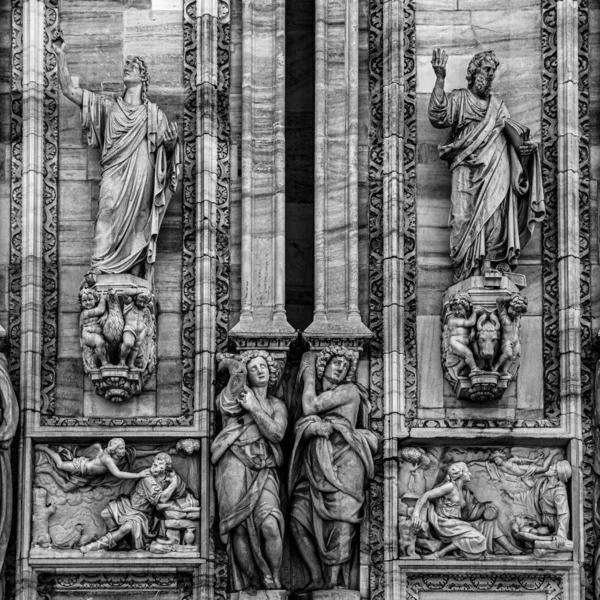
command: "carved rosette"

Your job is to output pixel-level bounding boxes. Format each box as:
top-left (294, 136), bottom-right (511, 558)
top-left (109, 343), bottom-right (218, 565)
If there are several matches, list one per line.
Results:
top-left (441, 274), bottom-right (527, 402)
top-left (79, 274), bottom-right (157, 403)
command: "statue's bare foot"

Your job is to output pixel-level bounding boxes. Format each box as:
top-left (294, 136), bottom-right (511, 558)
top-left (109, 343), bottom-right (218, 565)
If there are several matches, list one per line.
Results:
top-left (300, 580), bottom-right (325, 593)
top-left (263, 576), bottom-right (277, 590)
top-left (422, 550), bottom-right (440, 559)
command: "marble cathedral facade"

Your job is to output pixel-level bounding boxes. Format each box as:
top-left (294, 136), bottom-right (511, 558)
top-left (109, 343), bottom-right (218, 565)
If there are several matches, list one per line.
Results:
top-left (0, 0), bottom-right (599, 598)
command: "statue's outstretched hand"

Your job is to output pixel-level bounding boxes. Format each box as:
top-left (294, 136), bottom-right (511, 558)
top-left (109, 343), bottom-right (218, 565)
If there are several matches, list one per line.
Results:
top-left (52, 29), bottom-right (66, 55)
top-left (431, 48), bottom-right (448, 79)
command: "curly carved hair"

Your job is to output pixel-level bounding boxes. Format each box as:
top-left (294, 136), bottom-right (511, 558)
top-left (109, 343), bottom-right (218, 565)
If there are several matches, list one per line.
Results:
top-left (106, 438), bottom-right (125, 454)
top-left (448, 291), bottom-right (473, 314)
top-left (78, 286), bottom-right (101, 308)
top-left (445, 461), bottom-right (470, 481)
top-left (466, 50), bottom-right (499, 86)
top-left (154, 451), bottom-right (174, 472)
top-left (507, 292), bottom-right (528, 314)
top-left (238, 350), bottom-right (280, 387)
top-left (135, 288), bottom-right (153, 306)
top-left (489, 449), bottom-right (508, 462)
top-left (315, 345), bottom-right (357, 384)
top-left (124, 56), bottom-right (150, 104)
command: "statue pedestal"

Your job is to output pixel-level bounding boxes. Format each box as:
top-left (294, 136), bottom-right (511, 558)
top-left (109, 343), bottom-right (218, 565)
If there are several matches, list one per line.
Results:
top-left (89, 366), bottom-right (143, 403)
top-left (230, 592), bottom-right (288, 600)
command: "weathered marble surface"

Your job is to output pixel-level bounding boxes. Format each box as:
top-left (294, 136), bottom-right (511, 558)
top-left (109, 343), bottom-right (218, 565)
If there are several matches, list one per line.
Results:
top-left (54, 1), bottom-right (185, 419)
top-left (32, 440), bottom-right (199, 557)
top-left (398, 446), bottom-right (572, 561)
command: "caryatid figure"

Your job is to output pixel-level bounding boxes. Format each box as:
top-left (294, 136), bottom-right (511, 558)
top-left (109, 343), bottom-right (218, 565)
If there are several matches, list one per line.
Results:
top-left (211, 351), bottom-right (287, 592)
top-left (289, 346), bottom-right (378, 591)
top-left (429, 48), bottom-right (545, 282)
top-left (52, 31), bottom-right (181, 283)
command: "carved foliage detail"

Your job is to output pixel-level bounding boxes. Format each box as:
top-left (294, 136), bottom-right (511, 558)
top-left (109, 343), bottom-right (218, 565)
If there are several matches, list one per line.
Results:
top-left (406, 574), bottom-right (563, 600)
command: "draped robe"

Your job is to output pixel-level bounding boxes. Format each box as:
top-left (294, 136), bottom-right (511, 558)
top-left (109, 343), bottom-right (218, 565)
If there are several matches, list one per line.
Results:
top-left (211, 387), bottom-right (285, 591)
top-left (81, 90), bottom-right (181, 279)
top-left (429, 88), bottom-right (545, 282)
top-left (289, 383), bottom-right (378, 570)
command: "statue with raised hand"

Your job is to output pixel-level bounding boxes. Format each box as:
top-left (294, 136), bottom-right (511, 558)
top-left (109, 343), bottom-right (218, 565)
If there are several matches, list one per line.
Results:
top-left (429, 48), bottom-right (545, 282)
top-left (52, 30), bottom-right (181, 283)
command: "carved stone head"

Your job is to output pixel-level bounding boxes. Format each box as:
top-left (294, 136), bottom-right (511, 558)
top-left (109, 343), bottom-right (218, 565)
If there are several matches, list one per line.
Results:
top-left (448, 291), bottom-right (472, 318)
top-left (107, 437), bottom-right (126, 458)
top-left (123, 56), bottom-right (150, 103)
top-left (238, 349), bottom-right (280, 388)
top-left (78, 287), bottom-right (101, 310)
top-left (445, 461), bottom-right (471, 482)
top-left (466, 50), bottom-right (499, 97)
top-left (507, 292), bottom-right (528, 317)
top-left (316, 345), bottom-right (357, 385)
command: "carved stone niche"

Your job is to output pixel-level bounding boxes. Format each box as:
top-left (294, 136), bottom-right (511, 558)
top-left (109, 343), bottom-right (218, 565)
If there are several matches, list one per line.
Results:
top-left (79, 274), bottom-right (157, 403)
top-left (397, 445), bottom-right (573, 562)
top-left (31, 439), bottom-right (200, 557)
top-left (441, 273), bottom-right (527, 403)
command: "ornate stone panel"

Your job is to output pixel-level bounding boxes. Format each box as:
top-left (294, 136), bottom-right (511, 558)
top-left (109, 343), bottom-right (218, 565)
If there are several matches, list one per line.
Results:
top-left (405, 573), bottom-right (563, 600)
top-left (37, 572), bottom-right (193, 600)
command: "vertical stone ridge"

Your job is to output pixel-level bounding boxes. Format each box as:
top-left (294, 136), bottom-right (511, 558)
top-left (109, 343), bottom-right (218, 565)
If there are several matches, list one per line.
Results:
top-left (305, 0), bottom-right (372, 340)
top-left (231, 0), bottom-right (294, 339)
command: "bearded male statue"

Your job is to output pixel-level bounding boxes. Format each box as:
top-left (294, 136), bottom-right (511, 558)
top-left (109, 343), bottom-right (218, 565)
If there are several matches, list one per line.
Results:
top-left (52, 31), bottom-right (181, 283)
top-left (429, 48), bottom-right (545, 282)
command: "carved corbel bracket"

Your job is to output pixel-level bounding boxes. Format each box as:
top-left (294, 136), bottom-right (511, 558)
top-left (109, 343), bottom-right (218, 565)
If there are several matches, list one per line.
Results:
top-left (79, 273), bottom-right (157, 403)
top-left (441, 274), bottom-right (528, 402)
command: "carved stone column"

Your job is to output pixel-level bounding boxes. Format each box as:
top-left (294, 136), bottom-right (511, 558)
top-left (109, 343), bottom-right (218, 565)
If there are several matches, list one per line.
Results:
top-left (18, 0), bottom-right (45, 596)
top-left (229, 0), bottom-right (295, 350)
top-left (304, 0), bottom-right (371, 345)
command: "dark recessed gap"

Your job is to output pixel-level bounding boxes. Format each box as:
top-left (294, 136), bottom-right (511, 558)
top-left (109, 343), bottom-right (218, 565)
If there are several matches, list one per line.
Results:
top-left (285, 0), bottom-right (315, 332)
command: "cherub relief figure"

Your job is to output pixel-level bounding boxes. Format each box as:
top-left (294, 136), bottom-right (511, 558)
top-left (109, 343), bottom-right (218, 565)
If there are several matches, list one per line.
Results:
top-left (289, 346), bottom-right (378, 591)
top-left (37, 438), bottom-right (144, 482)
top-left (493, 293), bottom-right (527, 375)
top-left (211, 351), bottom-right (287, 593)
top-left (119, 288), bottom-right (154, 369)
top-left (429, 48), bottom-right (545, 282)
top-left (411, 461), bottom-right (520, 559)
top-left (442, 292), bottom-right (480, 379)
top-left (79, 287), bottom-right (109, 371)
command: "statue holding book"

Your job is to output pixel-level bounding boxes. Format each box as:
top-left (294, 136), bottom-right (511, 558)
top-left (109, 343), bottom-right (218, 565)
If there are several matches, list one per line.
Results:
top-left (429, 49), bottom-right (545, 283)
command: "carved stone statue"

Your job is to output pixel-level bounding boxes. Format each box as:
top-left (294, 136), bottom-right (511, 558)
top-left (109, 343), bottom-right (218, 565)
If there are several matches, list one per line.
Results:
top-left (429, 48), bottom-right (545, 282)
top-left (493, 293), bottom-right (527, 375)
top-left (442, 288), bottom-right (527, 402)
top-left (472, 448), bottom-right (558, 486)
top-left (505, 460), bottom-right (572, 557)
top-left (80, 452), bottom-right (198, 553)
top-left (211, 351), bottom-right (287, 592)
top-left (52, 31), bottom-right (181, 283)
top-left (289, 346), bottom-right (378, 592)
top-left (442, 292), bottom-right (479, 380)
top-left (0, 347), bottom-right (19, 590)
top-left (78, 284), bottom-right (157, 402)
top-left (37, 438), bottom-right (145, 483)
top-left (411, 461), bottom-right (521, 559)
